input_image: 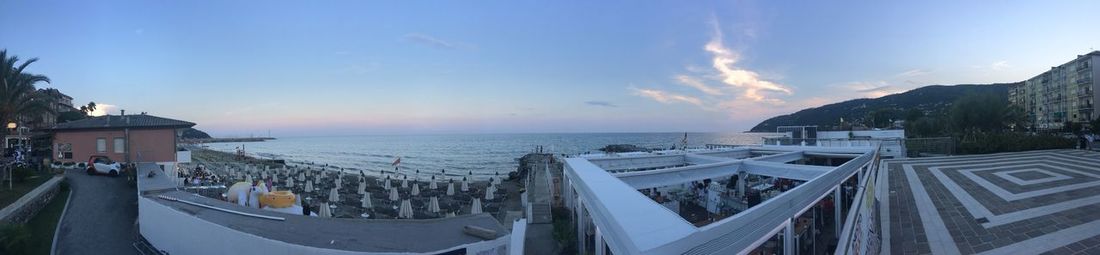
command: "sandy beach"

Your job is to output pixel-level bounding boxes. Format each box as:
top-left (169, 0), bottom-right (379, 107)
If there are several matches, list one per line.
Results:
top-left (180, 148), bottom-right (522, 221)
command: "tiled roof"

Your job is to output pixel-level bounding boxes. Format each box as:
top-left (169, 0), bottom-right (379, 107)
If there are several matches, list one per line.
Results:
top-left (51, 114), bottom-right (195, 131)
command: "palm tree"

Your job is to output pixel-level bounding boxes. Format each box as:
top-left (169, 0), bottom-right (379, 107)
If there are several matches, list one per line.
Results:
top-left (0, 50), bottom-right (53, 127)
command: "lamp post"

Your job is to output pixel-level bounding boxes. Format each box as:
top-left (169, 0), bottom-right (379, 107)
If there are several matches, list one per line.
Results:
top-left (5, 122), bottom-right (13, 190)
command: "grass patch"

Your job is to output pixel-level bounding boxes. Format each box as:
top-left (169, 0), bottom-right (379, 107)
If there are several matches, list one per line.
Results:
top-left (21, 183), bottom-right (70, 255)
top-left (0, 170), bottom-right (53, 208)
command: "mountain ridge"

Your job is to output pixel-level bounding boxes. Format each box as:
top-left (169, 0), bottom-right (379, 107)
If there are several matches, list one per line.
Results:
top-left (749, 83), bottom-right (1017, 132)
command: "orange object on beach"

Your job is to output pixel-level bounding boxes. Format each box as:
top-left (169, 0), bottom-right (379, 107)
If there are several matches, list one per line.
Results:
top-left (261, 191), bottom-right (297, 208)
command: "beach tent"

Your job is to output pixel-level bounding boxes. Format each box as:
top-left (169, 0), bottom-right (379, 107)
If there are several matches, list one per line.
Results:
top-left (329, 188), bottom-right (340, 202)
top-left (470, 198), bottom-right (482, 214)
top-left (318, 202), bottom-right (332, 218)
top-left (362, 192), bottom-right (373, 208)
top-left (399, 199), bottom-right (414, 219)
top-left (429, 196), bottom-right (440, 213)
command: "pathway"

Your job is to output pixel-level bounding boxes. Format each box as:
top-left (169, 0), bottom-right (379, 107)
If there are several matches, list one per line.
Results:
top-left (54, 168), bottom-right (138, 255)
top-left (884, 150), bottom-right (1100, 254)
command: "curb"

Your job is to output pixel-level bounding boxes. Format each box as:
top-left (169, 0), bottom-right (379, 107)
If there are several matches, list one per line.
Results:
top-left (51, 185), bottom-right (73, 255)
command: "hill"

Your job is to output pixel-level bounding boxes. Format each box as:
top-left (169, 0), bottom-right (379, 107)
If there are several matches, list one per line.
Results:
top-left (180, 128), bottom-right (212, 139)
top-left (749, 83), bottom-right (1016, 132)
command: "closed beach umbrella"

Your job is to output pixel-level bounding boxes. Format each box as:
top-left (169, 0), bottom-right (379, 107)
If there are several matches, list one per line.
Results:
top-left (357, 179), bottom-right (366, 194)
top-left (447, 182), bottom-right (455, 196)
top-left (470, 198), bottom-right (482, 214)
top-left (335, 176), bottom-right (342, 187)
top-left (261, 170), bottom-right (267, 180)
top-left (399, 199), bottom-right (413, 219)
top-left (318, 202), bottom-right (332, 218)
top-left (461, 177), bottom-right (469, 192)
top-left (329, 188), bottom-right (340, 202)
top-left (286, 176), bottom-right (295, 188)
top-left (272, 174), bottom-right (279, 184)
top-left (384, 177), bottom-right (392, 190)
top-left (361, 192), bottom-right (373, 208)
top-left (485, 186), bottom-right (495, 200)
top-left (412, 183), bottom-right (420, 196)
top-left (429, 196), bottom-right (440, 213)
top-left (389, 188), bottom-right (400, 201)
top-left (305, 181), bottom-right (313, 193)
top-left (429, 176), bottom-right (438, 190)
top-left (299, 172), bottom-right (306, 181)
top-left (401, 176), bottom-right (409, 189)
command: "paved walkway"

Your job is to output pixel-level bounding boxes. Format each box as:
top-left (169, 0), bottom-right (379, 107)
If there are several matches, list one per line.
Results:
top-left (54, 169), bottom-right (138, 255)
top-left (884, 150), bottom-right (1100, 254)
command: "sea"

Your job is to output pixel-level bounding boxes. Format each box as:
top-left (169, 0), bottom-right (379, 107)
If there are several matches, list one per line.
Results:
top-left (202, 132), bottom-right (775, 181)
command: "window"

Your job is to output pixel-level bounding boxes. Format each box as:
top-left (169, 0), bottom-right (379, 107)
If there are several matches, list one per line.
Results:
top-left (96, 138), bottom-right (107, 153)
top-left (114, 138), bottom-right (126, 153)
top-left (57, 143), bottom-right (73, 159)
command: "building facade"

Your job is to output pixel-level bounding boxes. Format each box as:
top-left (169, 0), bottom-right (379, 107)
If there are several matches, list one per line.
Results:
top-left (49, 113), bottom-right (194, 164)
top-left (1009, 51), bottom-right (1100, 130)
top-left (30, 88), bottom-right (75, 129)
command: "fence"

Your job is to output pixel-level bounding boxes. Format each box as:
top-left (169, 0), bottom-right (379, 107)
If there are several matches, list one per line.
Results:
top-left (904, 137), bottom-right (955, 157)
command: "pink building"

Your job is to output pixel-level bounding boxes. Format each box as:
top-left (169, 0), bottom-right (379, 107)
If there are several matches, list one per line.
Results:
top-left (49, 113), bottom-right (195, 164)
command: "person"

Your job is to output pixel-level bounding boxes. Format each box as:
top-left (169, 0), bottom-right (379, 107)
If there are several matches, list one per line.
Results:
top-left (1082, 133), bottom-right (1091, 151)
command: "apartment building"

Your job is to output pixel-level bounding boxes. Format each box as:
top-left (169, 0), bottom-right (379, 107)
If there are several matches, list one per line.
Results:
top-left (1009, 51), bottom-right (1100, 130)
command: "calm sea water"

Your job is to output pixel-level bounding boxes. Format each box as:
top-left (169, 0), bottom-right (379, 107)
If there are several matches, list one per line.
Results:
top-left (202, 133), bottom-right (773, 180)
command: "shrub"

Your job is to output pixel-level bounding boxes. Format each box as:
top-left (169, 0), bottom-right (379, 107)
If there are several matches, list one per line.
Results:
top-left (957, 133), bottom-right (1075, 154)
top-left (11, 167), bottom-right (34, 182)
top-left (0, 224), bottom-right (30, 253)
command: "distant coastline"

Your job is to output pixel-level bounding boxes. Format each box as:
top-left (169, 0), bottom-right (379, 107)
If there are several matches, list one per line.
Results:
top-left (183, 137), bottom-right (276, 143)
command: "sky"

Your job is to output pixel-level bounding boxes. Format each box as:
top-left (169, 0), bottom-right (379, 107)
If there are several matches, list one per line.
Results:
top-left (2, 1), bottom-right (1099, 137)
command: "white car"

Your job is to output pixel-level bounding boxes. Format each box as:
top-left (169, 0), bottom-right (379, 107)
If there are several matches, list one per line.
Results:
top-left (87, 156), bottom-right (122, 176)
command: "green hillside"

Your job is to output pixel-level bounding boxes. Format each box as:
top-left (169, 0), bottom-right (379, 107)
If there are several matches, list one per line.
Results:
top-left (749, 83), bottom-right (1017, 132)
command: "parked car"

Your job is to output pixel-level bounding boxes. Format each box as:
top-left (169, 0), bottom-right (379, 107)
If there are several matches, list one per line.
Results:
top-left (87, 155), bottom-right (122, 176)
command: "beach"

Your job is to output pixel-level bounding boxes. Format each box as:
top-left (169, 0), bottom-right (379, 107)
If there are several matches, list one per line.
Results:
top-left (181, 148), bottom-right (522, 221)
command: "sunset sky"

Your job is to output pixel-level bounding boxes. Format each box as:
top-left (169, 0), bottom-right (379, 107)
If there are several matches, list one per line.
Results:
top-left (3, 1), bottom-right (1099, 136)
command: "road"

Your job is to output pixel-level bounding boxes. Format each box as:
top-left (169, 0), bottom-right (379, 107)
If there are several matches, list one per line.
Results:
top-left (54, 169), bottom-right (138, 255)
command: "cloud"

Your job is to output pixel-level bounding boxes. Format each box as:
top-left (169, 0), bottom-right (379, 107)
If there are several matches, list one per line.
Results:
top-left (88, 103), bottom-right (119, 117)
top-left (584, 101), bottom-right (618, 108)
top-left (403, 33), bottom-right (470, 50)
top-left (631, 88), bottom-right (704, 106)
top-left (675, 75), bottom-right (724, 96)
top-left (703, 21), bottom-right (792, 103)
top-left (841, 81), bottom-right (905, 98)
top-left (896, 69), bottom-right (929, 77)
top-left (991, 61), bottom-right (1010, 71)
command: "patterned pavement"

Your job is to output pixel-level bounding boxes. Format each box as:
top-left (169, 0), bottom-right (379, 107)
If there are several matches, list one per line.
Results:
top-left (883, 150), bottom-right (1100, 255)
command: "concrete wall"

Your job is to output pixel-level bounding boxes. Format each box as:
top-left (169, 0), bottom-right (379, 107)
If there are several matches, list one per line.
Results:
top-left (53, 128), bottom-right (178, 163)
top-left (0, 176), bottom-right (64, 224)
top-left (138, 196), bottom-right (511, 255)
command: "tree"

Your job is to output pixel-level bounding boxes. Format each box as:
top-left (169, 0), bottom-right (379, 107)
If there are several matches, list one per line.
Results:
top-left (866, 108), bottom-right (897, 128)
top-left (948, 93), bottom-right (1015, 134)
top-left (0, 50), bottom-right (53, 126)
